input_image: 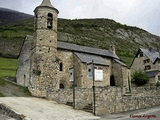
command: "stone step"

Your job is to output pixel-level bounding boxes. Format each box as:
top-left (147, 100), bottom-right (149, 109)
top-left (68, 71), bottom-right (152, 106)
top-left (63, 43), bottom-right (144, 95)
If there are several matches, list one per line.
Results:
top-left (82, 103), bottom-right (93, 113)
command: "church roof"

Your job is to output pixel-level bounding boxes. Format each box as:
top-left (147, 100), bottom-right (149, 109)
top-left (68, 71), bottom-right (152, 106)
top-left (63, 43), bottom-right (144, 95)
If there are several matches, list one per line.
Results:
top-left (114, 59), bottom-right (127, 67)
top-left (39, 0), bottom-right (54, 8)
top-left (35, 0), bottom-right (59, 13)
top-left (58, 41), bottom-right (119, 59)
top-left (25, 35), bottom-right (119, 60)
top-left (74, 52), bottom-right (109, 66)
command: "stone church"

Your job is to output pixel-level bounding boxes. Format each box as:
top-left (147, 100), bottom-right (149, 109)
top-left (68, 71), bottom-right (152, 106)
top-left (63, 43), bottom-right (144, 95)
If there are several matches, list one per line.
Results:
top-left (16, 0), bottom-right (130, 97)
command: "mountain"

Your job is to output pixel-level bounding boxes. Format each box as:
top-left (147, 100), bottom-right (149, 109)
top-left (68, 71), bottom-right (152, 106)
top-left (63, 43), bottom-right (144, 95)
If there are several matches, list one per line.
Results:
top-left (0, 7), bottom-right (33, 25)
top-left (0, 8), bottom-right (160, 66)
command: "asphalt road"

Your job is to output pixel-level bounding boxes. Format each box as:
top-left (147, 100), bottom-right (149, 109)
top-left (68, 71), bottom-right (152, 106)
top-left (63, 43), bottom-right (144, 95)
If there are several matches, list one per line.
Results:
top-left (100, 105), bottom-right (160, 120)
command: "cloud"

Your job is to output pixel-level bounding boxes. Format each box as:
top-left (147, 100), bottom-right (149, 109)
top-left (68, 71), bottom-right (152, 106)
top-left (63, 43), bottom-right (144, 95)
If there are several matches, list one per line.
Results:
top-left (0, 0), bottom-right (160, 35)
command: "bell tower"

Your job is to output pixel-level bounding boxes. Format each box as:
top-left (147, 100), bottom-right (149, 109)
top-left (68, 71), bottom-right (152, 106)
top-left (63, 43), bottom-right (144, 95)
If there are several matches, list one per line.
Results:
top-left (29, 0), bottom-right (59, 97)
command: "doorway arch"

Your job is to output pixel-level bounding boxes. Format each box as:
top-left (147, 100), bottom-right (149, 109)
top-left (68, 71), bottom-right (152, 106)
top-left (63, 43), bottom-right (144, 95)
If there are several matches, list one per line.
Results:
top-left (59, 83), bottom-right (65, 89)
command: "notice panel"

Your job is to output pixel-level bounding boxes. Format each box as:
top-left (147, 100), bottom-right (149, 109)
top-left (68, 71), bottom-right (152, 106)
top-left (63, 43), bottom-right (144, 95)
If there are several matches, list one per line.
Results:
top-left (94, 69), bottom-right (103, 81)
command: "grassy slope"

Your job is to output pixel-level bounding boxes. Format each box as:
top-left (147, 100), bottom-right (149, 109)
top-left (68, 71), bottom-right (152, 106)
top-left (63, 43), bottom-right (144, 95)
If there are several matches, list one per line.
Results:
top-left (0, 57), bottom-right (31, 97)
top-left (1, 18), bottom-right (160, 67)
top-left (0, 18), bottom-right (136, 66)
top-left (0, 57), bottom-right (17, 77)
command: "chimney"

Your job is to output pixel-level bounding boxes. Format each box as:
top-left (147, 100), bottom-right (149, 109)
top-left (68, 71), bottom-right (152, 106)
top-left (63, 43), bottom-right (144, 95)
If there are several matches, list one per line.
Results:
top-left (110, 44), bottom-right (115, 54)
top-left (149, 48), bottom-right (155, 53)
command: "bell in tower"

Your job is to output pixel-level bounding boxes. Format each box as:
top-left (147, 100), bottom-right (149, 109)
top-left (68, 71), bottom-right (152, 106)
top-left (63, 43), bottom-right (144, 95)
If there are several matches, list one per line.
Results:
top-left (47, 13), bottom-right (53, 29)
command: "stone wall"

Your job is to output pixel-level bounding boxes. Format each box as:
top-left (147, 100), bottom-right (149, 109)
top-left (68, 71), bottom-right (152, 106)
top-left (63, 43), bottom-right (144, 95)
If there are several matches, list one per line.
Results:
top-left (95, 86), bottom-right (160, 115)
top-left (47, 88), bottom-right (92, 110)
top-left (58, 89), bottom-right (73, 104)
top-left (47, 86), bottom-right (160, 116)
top-left (112, 60), bottom-right (130, 93)
top-left (0, 103), bottom-right (29, 120)
top-left (16, 35), bottom-right (32, 87)
top-left (57, 50), bottom-right (74, 88)
top-left (74, 88), bottom-right (93, 110)
top-left (73, 54), bottom-right (111, 88)
top-left (130, 55), bottom-right (160, 75)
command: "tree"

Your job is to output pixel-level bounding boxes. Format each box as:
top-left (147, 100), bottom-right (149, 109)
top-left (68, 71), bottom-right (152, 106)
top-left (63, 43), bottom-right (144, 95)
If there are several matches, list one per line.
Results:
top-left (131, 70), bottom-right (149, 86)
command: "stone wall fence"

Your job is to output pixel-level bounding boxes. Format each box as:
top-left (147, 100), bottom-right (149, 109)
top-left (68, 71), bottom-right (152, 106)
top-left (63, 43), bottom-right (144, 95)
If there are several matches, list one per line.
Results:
top-left (95, 86), bottom-right (160, 115)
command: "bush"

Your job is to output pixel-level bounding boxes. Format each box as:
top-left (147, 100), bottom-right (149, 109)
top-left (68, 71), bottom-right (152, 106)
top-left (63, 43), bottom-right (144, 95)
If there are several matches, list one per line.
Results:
top-left (132, 70), bottom-right (149, 86)
top-left (156, 81), bottom-right (160, 87)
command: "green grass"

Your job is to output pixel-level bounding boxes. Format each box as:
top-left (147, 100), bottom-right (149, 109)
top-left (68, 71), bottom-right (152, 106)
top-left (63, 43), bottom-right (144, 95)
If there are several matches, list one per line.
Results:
top-left (0, 18), bottom-right (33, 41)
top-left (119, 56), bottom-right (134, 67)
top-left (0, 57), bottom-right (31, 96)
top-left (0, 57), bottom-right (18, 78)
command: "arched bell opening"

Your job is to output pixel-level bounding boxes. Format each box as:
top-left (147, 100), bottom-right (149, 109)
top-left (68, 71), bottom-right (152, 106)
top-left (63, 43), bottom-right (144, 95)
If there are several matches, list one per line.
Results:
top-left (47, 13), bottom-right (53, 29)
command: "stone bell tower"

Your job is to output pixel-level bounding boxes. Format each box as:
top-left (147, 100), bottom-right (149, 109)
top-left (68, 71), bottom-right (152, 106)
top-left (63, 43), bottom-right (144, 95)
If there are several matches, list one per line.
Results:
top-left (29, 0), bottom-right (59, 97)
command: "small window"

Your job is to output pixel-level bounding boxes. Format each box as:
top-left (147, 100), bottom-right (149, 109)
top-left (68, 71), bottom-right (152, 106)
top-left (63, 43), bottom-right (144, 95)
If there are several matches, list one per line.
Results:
top-left (139, 52), bottom-right (143, 57)
top-left (47, 13), bottom-right (53, 29)
top-left (143, 59), bottom-right (150, 64)
top-left (158, 76), bottom-right (160, 80)
top-left (59, 63), bottom-right (63, 71)
top-left (144, 65), bottom-right (151, 70)
top-left (70, 68), bottom-right (74, 82)
top-left (87, 64), bottom-right (93, 78)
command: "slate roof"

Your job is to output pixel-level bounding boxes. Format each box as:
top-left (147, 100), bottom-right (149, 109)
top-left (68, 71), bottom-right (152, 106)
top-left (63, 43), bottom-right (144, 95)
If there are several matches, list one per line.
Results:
top-left (74, 52), bottom-right (109, 66)
top-left (146, 70), bottom-right (160, 77)
top-left (58, 41), bottom-right (119, 59)
top-left (114, 59), bottom-right (127, 67)
top-left (139, 48), bottom-right (160, 63)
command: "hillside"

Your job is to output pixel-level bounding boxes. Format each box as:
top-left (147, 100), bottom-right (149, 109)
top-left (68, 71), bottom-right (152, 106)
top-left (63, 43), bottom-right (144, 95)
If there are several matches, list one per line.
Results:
top-left (0, 8), bottom-right (160, 66)
top-left (0, 7), bottom-right (33, 25)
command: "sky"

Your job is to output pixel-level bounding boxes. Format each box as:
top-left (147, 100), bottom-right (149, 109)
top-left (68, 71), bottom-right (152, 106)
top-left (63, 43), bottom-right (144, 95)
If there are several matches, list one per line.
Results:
top-left (0, 0), bottom-right (160, 36)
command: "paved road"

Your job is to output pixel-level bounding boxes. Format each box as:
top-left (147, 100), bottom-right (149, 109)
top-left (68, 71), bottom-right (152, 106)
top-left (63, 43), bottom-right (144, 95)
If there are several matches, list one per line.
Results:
top-left (0, 97), bottom-right (100, 120)
top-left (100, 105), bottom-right (160, 120)
top-left (1, 97), bottom-right (160, 120)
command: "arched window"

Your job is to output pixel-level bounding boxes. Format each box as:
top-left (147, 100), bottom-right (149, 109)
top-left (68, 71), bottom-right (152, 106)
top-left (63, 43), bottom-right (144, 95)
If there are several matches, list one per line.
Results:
top-left (47, 13), bottom-right (53, 29)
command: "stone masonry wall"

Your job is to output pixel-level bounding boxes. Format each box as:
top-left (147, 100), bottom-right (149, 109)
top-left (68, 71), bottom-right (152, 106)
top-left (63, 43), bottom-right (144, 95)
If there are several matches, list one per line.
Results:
top-left (16, 35), bottom-right (32, 87)
top-left (47, 86), bottom-right (160, 116)
top-left (131, 55), bottom-right (160, 75)
top-left (57, 50), bottom-right (74, 88)
top-left (95, 86), bottom-right (160, 115)
top-left (112, 60), bottom-right (130, 93)
top-left (74, 88), bottom-right (93, 110)
top-left (47, 88), bottom-right (92, 110)
top-left (58, 89), bottom-right (73, 104)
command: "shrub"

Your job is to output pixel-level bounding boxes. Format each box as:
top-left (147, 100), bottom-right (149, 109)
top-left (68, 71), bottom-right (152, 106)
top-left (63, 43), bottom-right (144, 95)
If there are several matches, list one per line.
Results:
top-left (33, 69), bottom-right (41, 76)
top-left (156, 81), bottom-right (160, 87)
top-left (131, 70), bottom-right (149, 86)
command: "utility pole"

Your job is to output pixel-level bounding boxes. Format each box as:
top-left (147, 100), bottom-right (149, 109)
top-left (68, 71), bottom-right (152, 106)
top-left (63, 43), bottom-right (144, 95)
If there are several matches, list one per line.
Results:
top-left (92, 59), bottom-right (96, 116)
